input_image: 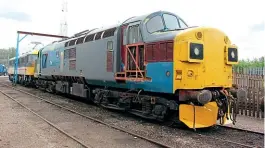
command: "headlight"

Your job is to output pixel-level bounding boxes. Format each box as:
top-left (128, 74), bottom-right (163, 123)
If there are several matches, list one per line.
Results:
top-left (179, 41), bottom-right (203, 63)
top-left (228, 48), bottom-right (238, 62)
top-left (225, 46), bottom-right (238, 65)
top-left (189, 43), bottom-right (203, 60)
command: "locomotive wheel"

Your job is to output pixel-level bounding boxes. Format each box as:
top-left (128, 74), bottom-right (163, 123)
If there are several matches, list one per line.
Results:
top-left (163, 118), bottom-right (175, 127)
top-left (162, 111), bottom-right (186, 128)
top-left (162, 111), bottom-right (178, 127)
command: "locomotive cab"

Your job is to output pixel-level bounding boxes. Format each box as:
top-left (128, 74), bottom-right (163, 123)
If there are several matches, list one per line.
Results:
top-left (115, 11), bottom-right (189, 83)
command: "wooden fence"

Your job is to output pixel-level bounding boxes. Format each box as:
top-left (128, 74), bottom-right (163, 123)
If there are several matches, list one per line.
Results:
top-left (233, 67), bottom-right (264, 118)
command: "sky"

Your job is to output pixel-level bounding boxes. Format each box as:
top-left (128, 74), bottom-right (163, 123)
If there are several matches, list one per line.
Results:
top-left (0, 0), bottom-right (264, 59)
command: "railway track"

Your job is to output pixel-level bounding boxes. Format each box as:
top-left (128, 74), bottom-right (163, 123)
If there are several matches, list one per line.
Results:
top-left (1, 82), bottom-right (263, 148)
top-left (197, 129), bottom-right (263, 148)
top-left (0, 89), bottom-right (92, 148)
top-left (0, 83), bottom-right (171, 148)
top-left (217, 125), bottom-right (264, 135)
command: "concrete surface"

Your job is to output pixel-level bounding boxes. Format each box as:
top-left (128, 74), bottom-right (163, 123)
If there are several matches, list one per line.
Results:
top-left (222, 114), bottom-right (264, 133)
top-left (0, 92), bottom-right (83, 148)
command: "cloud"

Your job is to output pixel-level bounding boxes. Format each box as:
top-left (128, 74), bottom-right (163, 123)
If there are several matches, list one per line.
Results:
top-left (249, 22), bottom-right (264, 32)
top-left (0, 0), bottom-right (264, 60)
top-left (0, 11), bottom-right (31, 22)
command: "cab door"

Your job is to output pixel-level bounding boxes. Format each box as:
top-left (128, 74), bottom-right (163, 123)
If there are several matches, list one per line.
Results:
top-left (125, 22), bottom-right (144, 70)
top-left (120, 22), bottom-right (143, 70)
top-left (120, 25), bottom-right (128, 71)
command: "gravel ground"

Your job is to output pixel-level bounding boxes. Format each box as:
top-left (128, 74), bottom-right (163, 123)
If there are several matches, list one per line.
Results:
top-left (1, 79), bottom-right (264, 148)
top-left (0, 87), bottom-right (159, 148)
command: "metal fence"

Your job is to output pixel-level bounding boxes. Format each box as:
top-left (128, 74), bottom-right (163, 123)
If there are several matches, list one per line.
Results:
top-left (233, 67), bottom-right (264, 118)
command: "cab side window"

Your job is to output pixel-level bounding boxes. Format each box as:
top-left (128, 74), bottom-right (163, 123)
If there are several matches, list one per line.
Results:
top-left (127, 24), bottom-right (142, 44)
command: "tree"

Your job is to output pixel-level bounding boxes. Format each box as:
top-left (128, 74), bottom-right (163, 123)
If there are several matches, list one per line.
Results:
top-left (234, 56), bottom-right (265, 68)
top-left (0, 47), bottom-right (16, 66)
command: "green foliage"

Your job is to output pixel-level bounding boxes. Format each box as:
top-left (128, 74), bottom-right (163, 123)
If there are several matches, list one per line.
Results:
top-left (0, 47), bottom-right (16, 66)
top-left (234, 56), bottom-right (264, 68)
top-left (0, 47), bottom-right (16, 59)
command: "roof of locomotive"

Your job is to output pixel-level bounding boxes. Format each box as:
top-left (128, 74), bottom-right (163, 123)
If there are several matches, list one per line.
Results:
top-left (40, 39), bottom-right (65, 53)
top-left (64, 10), bottom-right (179, 38)
top-left (121, 10), bottom-right (181, 24)
top-left (63, 12), bottom-right (151, 39)
top-left (122, 14), bottom-right (149, 25)
top-left (81, 10), bottom-right (175, 33)
top-left (40, 10), bottom-right (185, 51)
top-left (9, 49), bottom-right (39, 61)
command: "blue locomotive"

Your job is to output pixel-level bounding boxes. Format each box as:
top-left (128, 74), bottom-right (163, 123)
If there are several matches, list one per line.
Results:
top-left (0, 64), bottom-right (7, 76)
top-left (18, 10), bottom-right (245, 129)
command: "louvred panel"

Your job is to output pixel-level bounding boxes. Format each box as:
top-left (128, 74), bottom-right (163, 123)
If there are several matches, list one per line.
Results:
top-left (145, 40), bottom-right (173, 62)
top-left (106, 51), bottom-right (113, 72)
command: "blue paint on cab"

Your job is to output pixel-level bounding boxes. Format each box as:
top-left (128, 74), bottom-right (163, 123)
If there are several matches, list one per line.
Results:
top-left (126, 62), bottom-right (173, 93)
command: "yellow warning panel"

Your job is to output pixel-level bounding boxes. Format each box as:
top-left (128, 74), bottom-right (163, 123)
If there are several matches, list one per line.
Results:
top-left (179, 102), bottom-right (219, 128)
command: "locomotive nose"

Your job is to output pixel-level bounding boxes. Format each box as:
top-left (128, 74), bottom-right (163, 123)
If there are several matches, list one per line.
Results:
top-left (174, 27), bottom-right (240, 128)
top-left (173, 27), bottom-right (238, 90)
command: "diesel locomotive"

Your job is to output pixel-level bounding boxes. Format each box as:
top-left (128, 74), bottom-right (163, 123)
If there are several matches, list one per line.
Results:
top-left (9, 10), bottom-right (246, 129)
